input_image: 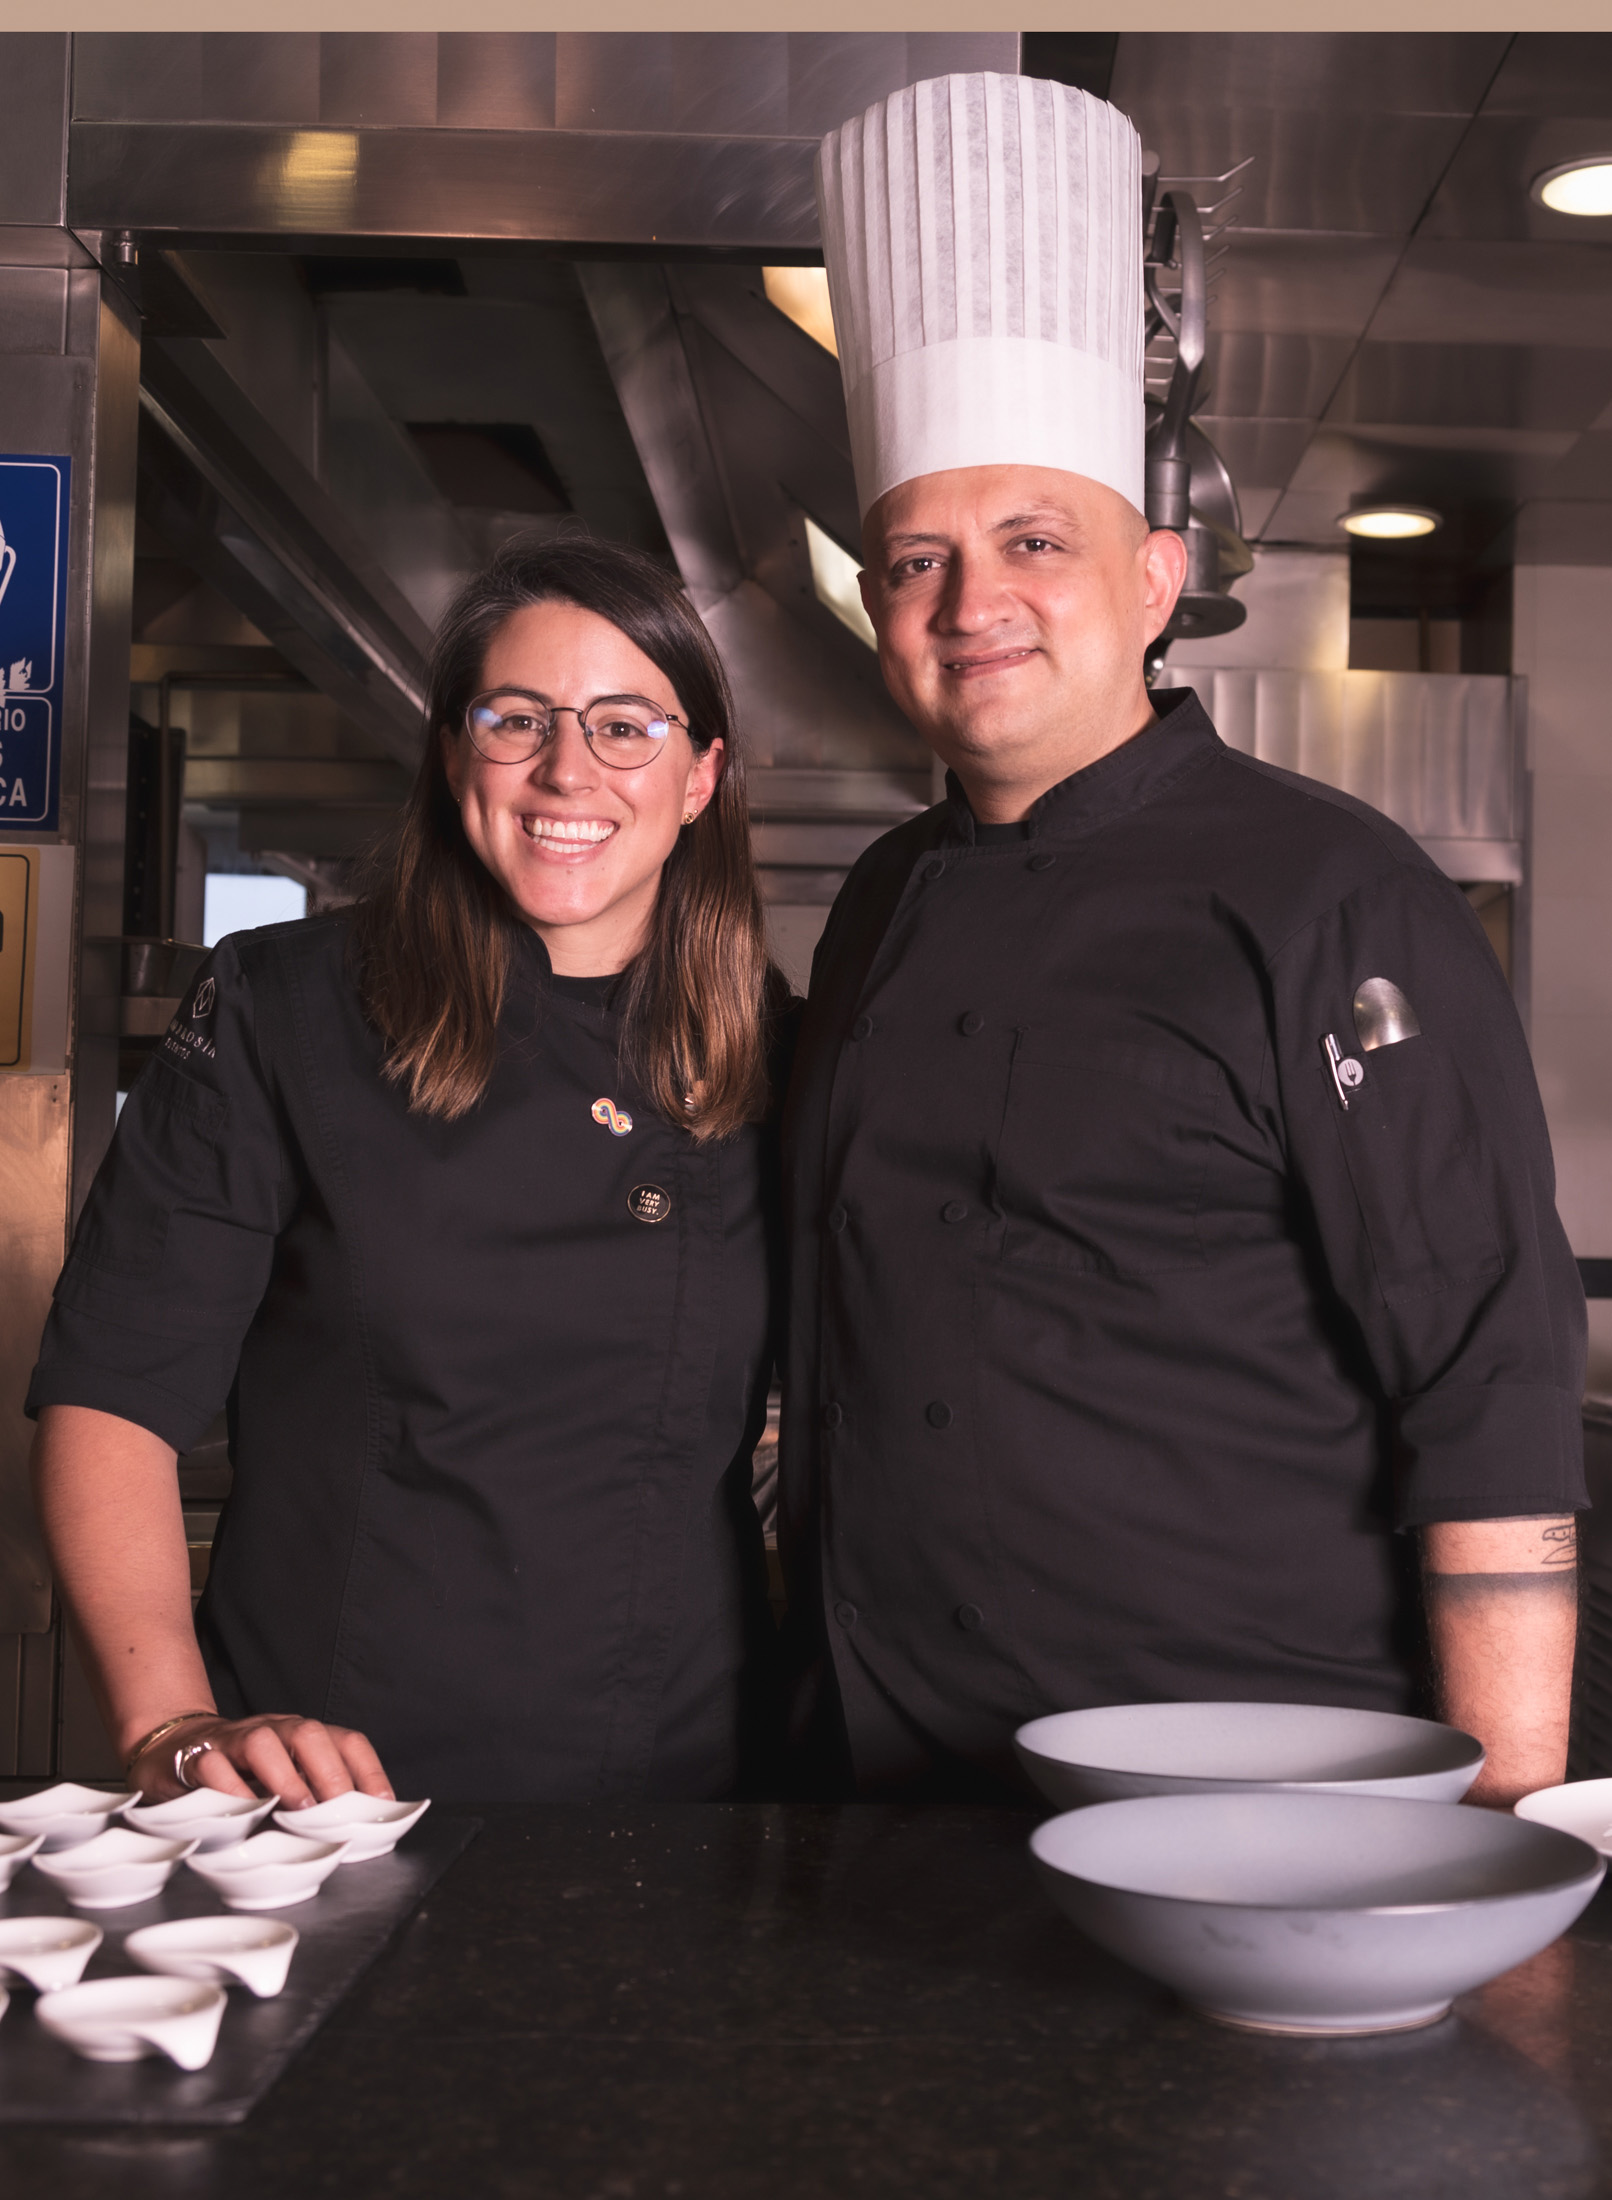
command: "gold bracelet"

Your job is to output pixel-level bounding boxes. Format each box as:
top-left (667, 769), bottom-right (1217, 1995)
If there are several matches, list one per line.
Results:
top-left (122, 1710), bottom-right (216, 1780)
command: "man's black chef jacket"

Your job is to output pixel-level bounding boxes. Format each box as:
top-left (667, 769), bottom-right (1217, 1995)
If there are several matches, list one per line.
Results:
top-left (30, 916), bottom-right (778, 1801)
top-left (779, 686), bottom-right (1587, 1795)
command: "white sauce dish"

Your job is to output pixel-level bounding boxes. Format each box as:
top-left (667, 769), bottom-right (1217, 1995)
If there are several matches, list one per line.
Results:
top-left (31, 1829), bottom-right (198, 1909)
top-left (271, 1794), bottom-right (429, 1862)
top-left (0, 1832), bottom-right (45, 1890)
top-left (126, 1915), bottom-right (298, 1998)
top-left (1516, 1777), bottom-right (1612, 1856)
top-left (186, 1830), bottom-right (349, 1910)
top-left (120, 1790), bottom-right (277, 1851)
top-left (0, 1917), bottom-right (103, 1992)
top-left (37, 1975), bottom-right (226, 2068)
top-left (0, 1782), bottom-right (133, 1851)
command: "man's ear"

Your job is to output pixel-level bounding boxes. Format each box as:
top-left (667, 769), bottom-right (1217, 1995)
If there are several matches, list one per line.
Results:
top-left (857, 565), bottom-right (879, 629)
top-left (1140, 527), bottom-right (1190, 645)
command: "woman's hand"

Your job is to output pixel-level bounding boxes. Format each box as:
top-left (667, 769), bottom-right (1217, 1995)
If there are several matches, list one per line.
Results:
top-left (128, 1712), bottom-right (395, 1809)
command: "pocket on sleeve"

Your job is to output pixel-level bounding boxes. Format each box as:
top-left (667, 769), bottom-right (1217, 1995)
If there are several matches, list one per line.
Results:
top-left (1329, 1036), bottom-right (1503, 1307)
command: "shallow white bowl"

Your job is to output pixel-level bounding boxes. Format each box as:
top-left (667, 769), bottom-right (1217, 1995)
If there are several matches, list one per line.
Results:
top-left (126, 1914), bottom-right (298, 1998)
top-left (1515, 1778), bottom-right (1612, 1857)
top-left (186, 1830), bottom-right (349, 1911)
top-left (0, 1782), bottom-right (133, 1852)
top-left (37, 1975), bottom-right (226, 2068)
top-left (120, 1790), bottom-right (277, 1851)
top-left (1032, 1790), bottom-right (1603, 2036)
top-left (271, 1794), bottom-right (429, 1861)
top-left (31, 1828), bottom-right (197, 1910)
top-left (0, 1917), bottom-right (103, 1992)
top-left (1015, 1702), bottom-right (1484, 1811)
top-left (0, 1832), bottom-right (45, 1890)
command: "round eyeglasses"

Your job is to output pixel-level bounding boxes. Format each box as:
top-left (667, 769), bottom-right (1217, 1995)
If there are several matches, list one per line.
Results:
top-left (463, 690), bottom-right (688, 771)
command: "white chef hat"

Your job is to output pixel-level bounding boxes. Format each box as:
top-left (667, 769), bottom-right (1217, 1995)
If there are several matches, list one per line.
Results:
top-left (816, 73), bottom-right (1145, 520)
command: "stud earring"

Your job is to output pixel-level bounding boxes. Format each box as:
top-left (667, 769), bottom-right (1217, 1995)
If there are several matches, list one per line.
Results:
top-left (682, 811), bottom-right (697, 826)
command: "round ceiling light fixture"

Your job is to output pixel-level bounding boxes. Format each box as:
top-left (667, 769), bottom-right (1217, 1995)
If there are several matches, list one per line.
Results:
top-left (1338, 505), bottom-right (1442, 541)
top-left (1532, 158), bottom-right (1612, 218)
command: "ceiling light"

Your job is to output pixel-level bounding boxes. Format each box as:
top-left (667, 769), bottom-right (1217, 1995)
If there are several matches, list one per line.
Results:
top-left (1532, 158), bottom-right (1612, 217)
top-left (1338, 506), bottom-right (1441, 541)
top-left (803, 515), bottom-right (875, 648)
top-left (763, 267), bottom-right (839, 357)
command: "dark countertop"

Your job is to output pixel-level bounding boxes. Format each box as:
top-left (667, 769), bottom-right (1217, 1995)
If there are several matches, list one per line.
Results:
top-left (6, 1802), bottom-right (1612, 2199)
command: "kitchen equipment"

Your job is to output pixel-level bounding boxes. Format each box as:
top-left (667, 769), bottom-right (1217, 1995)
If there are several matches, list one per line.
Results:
top-left (1515, 1777), bottom-right (1612, 1856)
top-left (126, 1917), bottom-right (298, 1998)
top-left (271, 1795), bottom-right (429, 1861)
top-left (0, 1919), bottom-right (103, 1993)
top-left (36, 1977), bottom-right (226, 2069)
top-left (31, 1830), bottom-right (197, 1910)
top-left (1015, 1701), bottom-right (1483, 1810)
top-left (120, 1791), bottom-right (277, 1851)
top-left (0, 1834), bottom-right (45, 1891)
top-left (186, 1831), bottom-right (349, 1910)
top-left (0, 1784), bottom-right (132, 1852)
top-left (1031, 1790), bottom-right (1602, 2036)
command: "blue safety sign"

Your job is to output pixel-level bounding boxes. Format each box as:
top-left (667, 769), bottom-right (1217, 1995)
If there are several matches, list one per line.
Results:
top-left (0, 455), bottom-right (71, 832)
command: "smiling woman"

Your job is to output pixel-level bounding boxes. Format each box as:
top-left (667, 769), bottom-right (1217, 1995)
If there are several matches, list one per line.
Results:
top-left (28, 536), bottom-right (792, 1808)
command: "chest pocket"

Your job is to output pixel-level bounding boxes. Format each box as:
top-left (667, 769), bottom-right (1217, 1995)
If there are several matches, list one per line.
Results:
top-left (995, 1035), bottom-right (1223, 1277)
top-left (1329, 1036), bottom-right (1503, 1307)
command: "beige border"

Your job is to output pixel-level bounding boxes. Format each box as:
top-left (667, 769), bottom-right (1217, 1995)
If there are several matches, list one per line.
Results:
top-left (9, 6), bottom-right (1612, 31)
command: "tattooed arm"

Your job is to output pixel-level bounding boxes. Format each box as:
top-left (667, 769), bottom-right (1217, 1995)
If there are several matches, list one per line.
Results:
top-left (1422, 1516), bottom-right (1578, 1808)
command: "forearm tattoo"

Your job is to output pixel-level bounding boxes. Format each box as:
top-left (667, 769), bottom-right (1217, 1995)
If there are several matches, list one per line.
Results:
top-left (1424, 1518), bottom-right (1579, 1604)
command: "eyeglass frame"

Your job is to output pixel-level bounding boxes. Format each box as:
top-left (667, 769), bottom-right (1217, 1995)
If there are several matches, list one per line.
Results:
top-left (460, 688), bottom-right (693, 771)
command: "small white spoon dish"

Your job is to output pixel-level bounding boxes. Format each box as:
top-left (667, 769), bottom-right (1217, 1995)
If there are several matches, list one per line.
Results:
top-left (37, 1976), bottom-right (226, 2068)
top-left (31, 1829), bottom-right (198, 1909)
top-left (186, 1831), bottom-right (348, 1910)
top-left (271, 1795), bottom-right (429, 1862)
top-left (0, 1783), bottom-right (132, 1851)
top-left (126, 1915), bottom-right (298, 1998)
top-left (0, 1832), bottom-right (45, 1890)
top-left (0, 1917), bottom-right (103, 1992)
top-left (120, 1791), bottom-right (277, 1851)
top-left (1515, 1778), bottom-right (1612, 1856)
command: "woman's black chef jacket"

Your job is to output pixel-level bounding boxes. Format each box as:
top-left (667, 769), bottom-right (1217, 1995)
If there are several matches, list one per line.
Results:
top-left (29, 917), bottom-right (779, 1801)
top-left (779, 685), bottom-right (1587, 1795)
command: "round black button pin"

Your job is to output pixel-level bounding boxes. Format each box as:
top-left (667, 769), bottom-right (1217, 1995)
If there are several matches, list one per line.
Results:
top-left (925, 1400), bottom-right (954, 1429)
top-left (834, 1601), bottom-right (858, 1629)
top-left (959, 1010), bottom-right (985, 1035)
top-left (1028, 852), bottom-right (1056, 872)
top-left (941, 1200), bottom-right (969, 1225)
top-left (920, 858), bottom-right (945, 882)
top-left (828, 1205), bottom-right (848, 1234)
top-left (627, 1184), bottom-right (672, 1225)
top-left (850, 1015), bottom-right (874, 1041)
top-left (822, 1402), bottom-right (844, 1430)
top-left (955, 1603), bottom-right (984, 1632)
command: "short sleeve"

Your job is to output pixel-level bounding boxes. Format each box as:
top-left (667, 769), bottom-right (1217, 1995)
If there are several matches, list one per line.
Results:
top-left (26, 937), bottom-right (297, 1452)
top-left (1271, 862), bottom-right (1587, 1526)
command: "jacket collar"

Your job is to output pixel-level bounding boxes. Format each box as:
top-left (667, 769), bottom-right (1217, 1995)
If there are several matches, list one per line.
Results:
top-left (942, 684), bottom-right (1220, 847)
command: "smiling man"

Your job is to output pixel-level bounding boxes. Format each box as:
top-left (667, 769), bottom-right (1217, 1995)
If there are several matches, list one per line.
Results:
top-left (778, 74), bottom-right (1587, 1808)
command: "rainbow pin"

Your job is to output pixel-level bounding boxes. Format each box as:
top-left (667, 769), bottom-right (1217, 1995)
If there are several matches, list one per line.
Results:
top-left (592, 1097), bottom-right (634, 1137)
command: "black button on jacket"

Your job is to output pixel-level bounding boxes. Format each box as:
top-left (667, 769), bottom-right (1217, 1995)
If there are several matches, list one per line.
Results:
top-left (779, 688), bottom-right (1587, 1793)
top-left (30, 917), bottom-right (779, 1801)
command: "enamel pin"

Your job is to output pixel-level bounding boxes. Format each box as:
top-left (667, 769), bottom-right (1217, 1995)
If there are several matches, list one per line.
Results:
top-left (591, 1097), bottom-right (634, 1137)
top-left (1322, 1034), bottom-right (1365, 1111)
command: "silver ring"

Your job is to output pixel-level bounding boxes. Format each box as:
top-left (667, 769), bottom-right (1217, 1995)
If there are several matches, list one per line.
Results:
top-left (175, 1737), bottom-right (214, 1790)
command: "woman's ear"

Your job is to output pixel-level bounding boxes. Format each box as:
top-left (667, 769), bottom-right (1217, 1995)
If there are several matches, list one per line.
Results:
top-left (683, 736), bottom-right (725, 821)
top-left (441, 725), bottom-right (466, 804)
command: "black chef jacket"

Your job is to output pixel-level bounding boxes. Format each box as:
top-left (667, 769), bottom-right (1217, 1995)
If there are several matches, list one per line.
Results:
top-left (30, 915), bottom-right (780, 1801)
top-left (780, 685), bottom-right (1587, 1796)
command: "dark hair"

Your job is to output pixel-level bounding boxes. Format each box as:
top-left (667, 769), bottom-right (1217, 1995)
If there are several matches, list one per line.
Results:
top-left (354, 535), bottom-right (773, 1140)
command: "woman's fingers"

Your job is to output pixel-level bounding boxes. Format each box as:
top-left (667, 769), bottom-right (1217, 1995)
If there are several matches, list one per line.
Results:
top-left (129, 1718), bottom-right (255, 1803)
top-left (186, 1736), bottom-right (259, 1801)
top-left (233, 1721), bottom-right (317, 1808)
top-left (333, 1725), bottom-right (395, 1800)
top-left (129, 1712), bottom-right (397, 1807)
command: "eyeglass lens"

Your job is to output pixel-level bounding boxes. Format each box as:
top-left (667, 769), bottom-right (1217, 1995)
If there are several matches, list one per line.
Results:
top-left (465, 693), bottom-right (674, 769)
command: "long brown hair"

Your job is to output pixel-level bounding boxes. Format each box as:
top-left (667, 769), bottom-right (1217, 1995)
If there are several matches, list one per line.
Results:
top-left (355, 536), bottom-right (773, 1140)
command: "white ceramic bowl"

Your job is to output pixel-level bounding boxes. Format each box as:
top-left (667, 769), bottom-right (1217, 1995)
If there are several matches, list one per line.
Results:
top-left (31, 1828), bottom-right (197, 1910)
top-left (1015, 1702), bottom-right (1484, 1811)
top-left (1032, 1790), bottom-right (1603, 2036)
top-left (271, 1794), bottom-right (430, 1861)
top-left (0, 1917), bottom-right (103, 1992)
top-left (127, 1915), bottom-right (298, 1998)
top-left (0, 1831), bottom-right (45, 1890)
top-left (120, 1790), bottom-right (277, 1851)
top-left (0, 1782), bottom-right (133, 1851)
top-left (37, 1975), bottom-right (226, 2068)
top-left (1515, 1778), bottom-right (1612, 1856)
top-left (186, 1830), bottom-right (349, 1910)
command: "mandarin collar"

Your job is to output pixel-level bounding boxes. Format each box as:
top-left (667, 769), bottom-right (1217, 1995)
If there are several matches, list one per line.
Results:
top-left (942, 684), bottom-right (1219, 847)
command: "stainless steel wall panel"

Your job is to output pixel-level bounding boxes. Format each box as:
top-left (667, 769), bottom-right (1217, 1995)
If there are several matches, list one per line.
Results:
top-left (1422, 115), bottom-right (1612, 245)
top-left (67, 124), bottom-right (821, 253)
top-left (0, 270), bottom-right (69, 357)
top-left (558, 34), bottom-right (791, 140)
top-left (0, 1080), bottom-right (70, 1634)
top-left (671, 266), bottom-right (851, 465)
top-left (1513, 500), bottom-right (1612, 564)
top-left (1327, 342), bottom-right (1612, 436)
top-left (319, 33), bottom-right (438, 130)
top-left (1203, 332), bottom-right (1352, 424)
top-left (169, 253), bottom-right (318, 474)
top-left (1535, 433), bottom-right (1612, 501)
top-left (0, 34), bottom-right (68, 227)
top-left (71, 32), bottom-right (207, 123)
top-left (1478, 33), bottom-right (1612, 115)
top-left (1111, 32), bottom-right (1509, 119)
top-left (1373, 243), bottom-right (1612, 351)
top-left (1190, 416), bottom-right (1315, 492)
top-left (1211, 237), bottom-right (1401, 341)
top-left (436, 35), bottom-right (556, 133)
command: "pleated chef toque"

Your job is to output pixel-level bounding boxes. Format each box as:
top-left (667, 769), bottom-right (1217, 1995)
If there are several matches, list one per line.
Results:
top-left (816, 73), bottom-right (1145, 520)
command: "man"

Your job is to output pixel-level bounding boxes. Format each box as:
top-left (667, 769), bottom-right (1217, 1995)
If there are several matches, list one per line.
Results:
top-left (779, 72), bottom-right (1585, 1807)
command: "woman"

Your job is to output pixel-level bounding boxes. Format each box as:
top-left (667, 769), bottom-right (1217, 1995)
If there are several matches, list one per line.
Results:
top-left (28, 537), bottom-right (786, 1807)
